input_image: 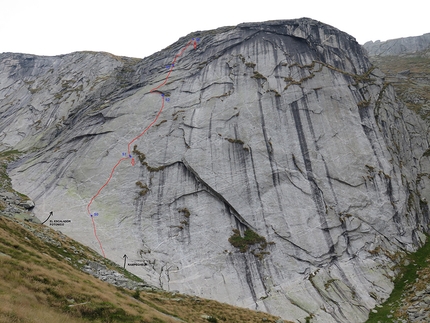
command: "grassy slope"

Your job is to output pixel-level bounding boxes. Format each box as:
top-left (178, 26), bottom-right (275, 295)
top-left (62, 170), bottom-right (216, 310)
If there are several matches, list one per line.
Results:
top-left (369, 50), bottom-right (430, 119)
top-left (366, 237), bottom-right (430, 322)
top-left (0, 215), bottom-right (288, 323)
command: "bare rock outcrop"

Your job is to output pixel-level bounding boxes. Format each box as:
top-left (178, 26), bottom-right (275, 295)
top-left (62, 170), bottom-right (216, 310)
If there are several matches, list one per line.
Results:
top-left (1, 18), bottom-right (430, 323)
top-left (363, 33), bottom-right (430, 56)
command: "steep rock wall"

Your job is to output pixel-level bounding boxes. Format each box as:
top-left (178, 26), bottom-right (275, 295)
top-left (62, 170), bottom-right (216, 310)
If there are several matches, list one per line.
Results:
top-left (1, 18), bottom-right (430, 323)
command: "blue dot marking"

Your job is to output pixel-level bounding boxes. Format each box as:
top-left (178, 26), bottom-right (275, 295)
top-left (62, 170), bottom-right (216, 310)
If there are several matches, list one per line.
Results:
top-left (94, 212), bottom-right (99, 216)
top-left (165, 97), bottom-right (170, 102)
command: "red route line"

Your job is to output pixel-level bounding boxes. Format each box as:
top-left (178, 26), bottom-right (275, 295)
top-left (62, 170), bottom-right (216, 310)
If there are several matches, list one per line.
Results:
top-left (86, 39), bottom-right (196, 258)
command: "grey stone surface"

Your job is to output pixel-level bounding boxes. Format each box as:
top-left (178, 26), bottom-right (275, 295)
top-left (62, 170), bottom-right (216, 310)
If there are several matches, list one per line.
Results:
top-left (82, 261), bottom-right (153, 290)
top-left (363, 33), bottom-right (430, 56)
top-left (1, 18), bottom-right (430, 323)
top-left (19, 199), bottom-right (34, 209)
top-left (399, 283), bottom-right (430, 322)
top-left (0, 189), bottom-right (37, 220)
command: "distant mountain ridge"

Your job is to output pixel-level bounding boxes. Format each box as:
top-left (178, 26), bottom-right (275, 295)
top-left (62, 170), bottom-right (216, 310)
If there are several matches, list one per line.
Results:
top-left (363, 33), bottom-right (430, 56)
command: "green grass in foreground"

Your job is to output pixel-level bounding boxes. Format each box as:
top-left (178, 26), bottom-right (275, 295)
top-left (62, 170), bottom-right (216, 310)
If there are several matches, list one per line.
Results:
top-left (366, 235), bottom-right (430, 322)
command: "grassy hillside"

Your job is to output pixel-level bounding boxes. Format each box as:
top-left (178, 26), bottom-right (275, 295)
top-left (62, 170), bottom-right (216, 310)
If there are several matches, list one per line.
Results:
top-left (369, 49), bottom-right (430, 119)
top-left (0, 215), bottom-right (288, 323)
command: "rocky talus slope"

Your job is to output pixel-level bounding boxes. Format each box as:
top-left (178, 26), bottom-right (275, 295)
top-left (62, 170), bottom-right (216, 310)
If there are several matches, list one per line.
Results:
top-left (1, 19), bottom-right (430, 323)
top-left (0, 150), bottom-right (38, 222)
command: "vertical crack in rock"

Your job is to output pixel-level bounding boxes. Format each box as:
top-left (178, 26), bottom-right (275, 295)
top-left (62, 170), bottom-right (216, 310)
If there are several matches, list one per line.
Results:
top-left (290, 99), bottom-right (336, 254)
top-left (257, 93), bottom-right (289, 217)
top-left (248, 147), bottom-right (274, 234)
top-left (244, 255), bottom-right (258, 306)
top-left (358, 99), bottom-right (405, 236)
top-left (258, 93), bottom-right (281, 187)
top-left (301, 100), bottom-right (353, 257)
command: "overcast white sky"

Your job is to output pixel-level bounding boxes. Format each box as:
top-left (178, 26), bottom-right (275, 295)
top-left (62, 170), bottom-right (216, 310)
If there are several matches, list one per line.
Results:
top-left (1, 0), bottom-right (428, 58)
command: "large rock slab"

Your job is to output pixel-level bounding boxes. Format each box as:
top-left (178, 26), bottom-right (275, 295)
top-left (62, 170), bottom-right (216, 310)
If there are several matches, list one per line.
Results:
top-left (1, 18), bottom-right (430, 323)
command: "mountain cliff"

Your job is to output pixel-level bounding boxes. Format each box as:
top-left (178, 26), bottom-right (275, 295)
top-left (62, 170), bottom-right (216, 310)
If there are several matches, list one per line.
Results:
top-left (1, 18), bottom-right (430, 323)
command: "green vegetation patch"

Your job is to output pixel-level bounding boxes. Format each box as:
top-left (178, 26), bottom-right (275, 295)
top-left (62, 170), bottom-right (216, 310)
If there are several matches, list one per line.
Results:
top-left (68, 301), bottom-right (139, 322)
top-left (132, 145), bottom-right (166, 172)
top-left (178, 207), bottom-right (190, 218)
top-left (251, 71), bottom-right (267, 80)
top-left (366, 235), bottom-right (430, 322)
top-left (225, 138), bottom-right (245, 145)
top-left (0, 150), bottom-right (20, 159)
top-left (228, 229), bottom-right (267, 253)
top-left (135, 181), bottom-right (149, 197)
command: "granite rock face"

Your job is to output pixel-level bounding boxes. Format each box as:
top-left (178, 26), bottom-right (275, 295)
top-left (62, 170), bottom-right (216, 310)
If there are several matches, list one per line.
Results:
top-left (1, 18), bottom-right (430, 323)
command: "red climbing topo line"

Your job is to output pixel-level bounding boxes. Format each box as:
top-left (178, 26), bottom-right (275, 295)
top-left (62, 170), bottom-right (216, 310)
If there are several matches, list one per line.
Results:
top-left (126, 40), bottom-right (194, 155)
top-left (127, 97), bottom-right (165, 155)
top-left (91, 215), bottom-right (105, 257)
top-left (86, 39), bottom-right (197, 258)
